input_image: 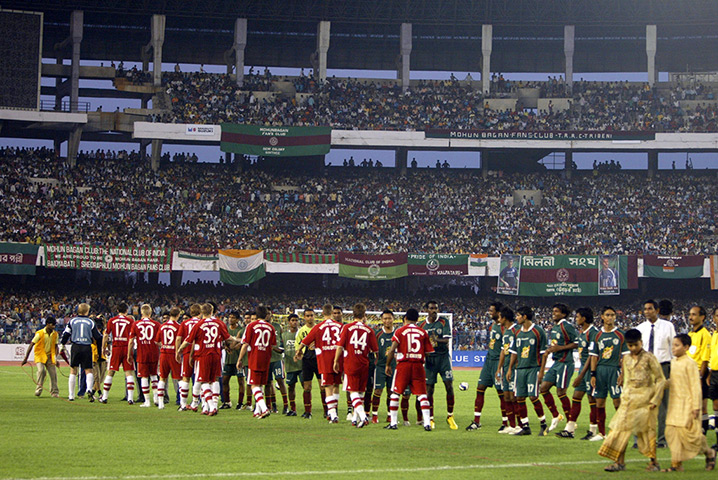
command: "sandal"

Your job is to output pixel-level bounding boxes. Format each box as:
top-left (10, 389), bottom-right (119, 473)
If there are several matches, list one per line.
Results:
top-left (646, 462), bottom-right (661, 472)
top-left (706, 449), bottom-right (716, 471)
top-left (661, 467), bottom-right (682, 472)
top-left (604, 463), bottom-right (626, 472)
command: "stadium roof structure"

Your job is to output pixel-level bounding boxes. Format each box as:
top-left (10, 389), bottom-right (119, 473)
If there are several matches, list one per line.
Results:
top-left (10, 0), bottom-right (718, 73)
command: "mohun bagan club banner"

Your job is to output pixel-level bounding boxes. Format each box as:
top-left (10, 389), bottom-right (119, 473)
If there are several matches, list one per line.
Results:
top-left (643, 255), bottom-right (704, 279)
top-left (425, 129), bottom-right (656, 141)
top-left (338, 253), bottom-right (407, 281)
top-left (44, 244), bottom-right (172, 272)
top-left (408, 254), bottom-right (468, 276)
top-left (220, 124), bottom-right (332, 157)
top-left (497, 255), bottom-right (637, 297)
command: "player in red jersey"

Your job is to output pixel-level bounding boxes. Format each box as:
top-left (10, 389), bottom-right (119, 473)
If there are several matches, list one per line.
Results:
top-left (179, 303), bottom-right (230, 416)
top-left (155, 306), bottom-right (181, 410)
top-left (334, 303), bottom-right (378, 428)
top-left (385, 308), bottom-right (435, 431)
top-left (175, 304), bottom-right (202, 411)
top-left (128, 304), bottom-right (161, 407)
top-left (237, 305), bottom-right (277, 419)
top-left (297, 304), bottom-right (343, 423)
top-left (99, 303), bottom-right (135, 404)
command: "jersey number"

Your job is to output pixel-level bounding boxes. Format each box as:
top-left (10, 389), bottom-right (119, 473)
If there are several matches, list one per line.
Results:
top-left (115, 322), bottom-right (127, 339)
top-left (406, 333), bottom-right (422, 353)
top-left (201, 324), bottom-right (219, 345)
top-left (254, 328), bottom-right (271, 348)
top-left (137, 324), bottom-right (154, 341)
top-left (349, 330), bottom-right (368, 352)
top-left (162, 329), bottom-right (175, 346)
top-left (322, 326), bottom-right (340, 345)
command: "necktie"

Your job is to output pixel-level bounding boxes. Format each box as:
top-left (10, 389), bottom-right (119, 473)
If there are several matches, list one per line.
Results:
top-left (649, 324), bottom-right (655, 354)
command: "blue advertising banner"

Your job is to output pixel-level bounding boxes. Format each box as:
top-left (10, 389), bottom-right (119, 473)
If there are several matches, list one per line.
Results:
top-left (452, 350), bottom-right (487, 368)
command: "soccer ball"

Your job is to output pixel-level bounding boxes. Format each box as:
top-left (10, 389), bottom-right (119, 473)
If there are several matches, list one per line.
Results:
top-left (459, 382), bottom-right (469, 391)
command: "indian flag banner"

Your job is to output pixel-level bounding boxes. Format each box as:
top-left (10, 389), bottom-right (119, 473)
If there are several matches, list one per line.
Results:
top-left (219, 249), bottom-right (265, 285)
top-left (468, 254), bottom-right (489, 276)
top-left (643, 255), bottom-right (704, 279)
top-left (220, 124), bottom-right (332, 157)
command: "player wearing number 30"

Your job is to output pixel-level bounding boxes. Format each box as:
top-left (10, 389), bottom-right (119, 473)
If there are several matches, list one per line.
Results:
top-left (128, 305), bottom-right (161, 408)
top-left (334, 303), bottom-right (378, 428)
top-left (385, 308), bottom-right (435, 431)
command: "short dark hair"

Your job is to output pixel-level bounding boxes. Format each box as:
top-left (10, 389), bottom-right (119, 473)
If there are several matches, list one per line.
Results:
top-left (117, 303), bottom-right (128, 314)
top-left (517, 306), bottom-right (533, 321)
top-left (382, 309), bottom-right (394, 316)
top-left (658, 299), bottom-right (673, 316)
top-left (333, 306), bottom-right (342, 312)
top-left (643, 299), bottom-right (658, 309)
top-left (499, 307), bottom-right (515, 322)
top-left (552, 303), bottom-right (570, 317)
top-left (288, 313), bottom-right (299, 320)
top-left (601, 306), bottom-right (616, 315)
top-left (245, 311), bottom-right (254, 317)
top-left (675, 333), bottom-right (691, 347)
top-left (425, 300), bottom-right (438, 308)
top-left (576, 307), bottom-right (594, 324)
top-left (45, 316), bottom-right (57, 325)
top-left (625, 328), bottom-right (642, 343)
top-left (256, 306), bottom-right (268, 320)
top-left (406, 308), bottom-right (419, 322)
top-left (489, 301), bottom-right (504, 312)
top-left (692, 305), bottom-right (707, 318)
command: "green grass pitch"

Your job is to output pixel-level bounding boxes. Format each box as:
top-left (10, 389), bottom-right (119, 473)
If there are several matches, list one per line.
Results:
top-left (0, 366), bottom-right (710, 479)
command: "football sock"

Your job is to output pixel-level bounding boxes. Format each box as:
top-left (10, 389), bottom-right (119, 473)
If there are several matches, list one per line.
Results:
top-left (401, 395), bottom-right (409, 422)
top-left (245, 388), bottom-right (252, 406)
top-left (151, 375), bottom-right (158, 403)
top-left (157, 380), bottom-right (166, 407)
top-left (474, 389), bottom-right (485, 420)
top-left (415, 398), bottom-right (422, 422)
top-left (589, 424), bottom-right (598, 435)
top-left (702, 414), bottom-right (710, 434)
top-left (499, 394), bottom-right (508, 426)
top-left (569, 398), bottom-right (582, 422)
top-left (418, 394), bottom-right (431, 427)
top-left (446, 393), bottom-right (455, 416)
top-left (86, 373), bottom-right (94, 396)
top-left (506, 399), bottom-right (516, 428)
top-left (518, 400), bottom-right (529, 427)
top-left (589, 399), bottom-right (597, 424)
top-left (542, 392), bottom-right (559, 417)
top-left (371, 392), bottom-right (381, 415)
top-left (389, 394), bottom-right (399, 426)
top-left (102, 375), bottom-right (113, 400)
top-left (303, 390), bottom-right (312, 413)
top-left (346, 395), bottom-right (353, 412)
top-left (141, 377), bottom-right (150, 404)
top-left (192, 381), bottom-right (201, 407)
top-left (281, 391), bottom-right (288, 409)
top-left (428, 393), bottom-right (434, 418)
top-left (211, 381), bottom-right (220, 411)
top-left (531, 397), bottom-right (546, 423)
top-left (320, 388), bottom-right (327, 415)
top-left (126, 376), bottom-right (135, 400)
top-left (326, 393), bottom-right (339, 420)
top-left (565, 420), bottom-right (577, 433)
top-left (558, 393), bottom-right (571, 417)
top-left (179, 380), bottom-right (189, 407)
top-left (252, 386), bottom-right (267, 413)
top-left (597, 406), bottom-right (606, 436)
top-left (351, 392), bottom-right (366, 422)
top-left (364, 389), bottom-right (373, 411)
top-left (290, 397), bottom-right (296, 412)
top-left (68, 373), bottom-right (76, 400)
top-left (201, 383), bottom-right (212, 412)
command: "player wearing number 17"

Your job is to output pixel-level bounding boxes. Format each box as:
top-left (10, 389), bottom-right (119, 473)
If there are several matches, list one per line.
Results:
top-left (385, 308), bottom-right (434, 431)
top-left (334, 303), bottom-right (378, 428)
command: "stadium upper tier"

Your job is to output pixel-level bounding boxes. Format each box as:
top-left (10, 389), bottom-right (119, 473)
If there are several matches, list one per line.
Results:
top-left (2, 147), bottom-right (716, 255)
top-left (157, 71), bottom-right (718, 132)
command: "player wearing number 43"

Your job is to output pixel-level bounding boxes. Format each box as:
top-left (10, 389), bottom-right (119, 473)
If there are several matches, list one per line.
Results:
top-left (333, 303), bottom-right (378, 428)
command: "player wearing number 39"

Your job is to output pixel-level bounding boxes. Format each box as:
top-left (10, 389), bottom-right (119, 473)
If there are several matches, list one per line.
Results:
top-left (334, 303), bottom-right (378, 428)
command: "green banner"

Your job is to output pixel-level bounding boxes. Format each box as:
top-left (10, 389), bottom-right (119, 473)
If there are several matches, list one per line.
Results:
top-left (408, 254), bottom-right (468, 276)
top-left (0, 243), bottom-right (38, 275)
top-left (338, 253), bottom-right (407, 281)
top-left (643, 255), bottom-right (704, 279)
top-left (44, 244), bottom-right (172, 272)
top-left (220, 124), bottom-right (331, 157)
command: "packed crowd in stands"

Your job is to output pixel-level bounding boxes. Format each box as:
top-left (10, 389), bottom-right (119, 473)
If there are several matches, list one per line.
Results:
top-left (2, 147), bottom-right (717, 254)
top-left (0, 278), bottom-right (710, 349)
top-left (158, 68), bottom-right (718, 132)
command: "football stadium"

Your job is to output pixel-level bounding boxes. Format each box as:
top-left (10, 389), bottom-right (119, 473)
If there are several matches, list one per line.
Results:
top-left (2, 1), bottom-right (718, 478)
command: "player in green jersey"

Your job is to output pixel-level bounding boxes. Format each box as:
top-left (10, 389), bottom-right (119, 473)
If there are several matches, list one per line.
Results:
top-left (508, 306), bottom-right (548, 436)
top-left (590, 306), bottom-right (627, 441)
top-left (496, 307), bottom-right (522, 434)
top-left (539, 303), bottom-right (579, 434)
top-left (220, 311), bottom-right (244, 409)
top-left (419, 300), bottom-right (456, 430)
top-left (467, 301), bottom-right (506, 431)
top-left (266, 307), bottom-right (288, 414)
top-left (557, 307), bottom-right (599, 439)
top-left (282, 313), bottom-right (301, 416)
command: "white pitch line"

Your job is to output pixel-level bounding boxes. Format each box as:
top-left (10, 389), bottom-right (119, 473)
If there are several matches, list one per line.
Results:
top-left (1, 457), bottom-right (684, 480)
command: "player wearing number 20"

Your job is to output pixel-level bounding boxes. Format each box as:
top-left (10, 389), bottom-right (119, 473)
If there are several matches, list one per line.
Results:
top-left (237, 305), bottom-right (277, 419)
top-left (334, 303), bottom-right (378, 428)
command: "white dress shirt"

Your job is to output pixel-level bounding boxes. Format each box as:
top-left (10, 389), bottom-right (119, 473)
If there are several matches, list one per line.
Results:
top-left (636, 318), bottom-right (676, 364)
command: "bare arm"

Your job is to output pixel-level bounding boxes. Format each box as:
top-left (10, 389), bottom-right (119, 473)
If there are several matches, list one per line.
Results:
top-left (385, 341), bottom-right (398, 376)
top-left (508, 353), bottom-right (517, 380)
top-left (333, 346), bottom-right (344, 373)
top-left (21, 342), bottom-right (35, 365)
top-left (236, 343), bottom-right (249, 369)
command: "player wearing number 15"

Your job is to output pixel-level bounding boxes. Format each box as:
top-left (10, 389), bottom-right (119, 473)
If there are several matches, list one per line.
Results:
top-left (334, 303), bottom-right (378, 428)
top-left (128, 305), bottom-right (161, 408)
top-left (237, 305), bottom-right (277, 419)
top-left (155, 307), bottom-right (182, 410)
top-left (385, 308), bottom-right (434, 431)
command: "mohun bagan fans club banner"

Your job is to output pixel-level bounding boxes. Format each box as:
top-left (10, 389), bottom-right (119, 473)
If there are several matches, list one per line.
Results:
top-left (220, 124), bottom-right (332, 157)
top-left (338, 253), bottom-right (408, 281)
top-left (425, 129), bottom-right (656, 141)
top-left (0, 242), bottom-right (39, 275)
top-left (497, 254), bottom-right (638, 297)
top-left (408, 254), bottom-right (468, 276)
top-left (44, 244), bottom-right (172, 272)
top-left (643, 255), bottom-right (704, 279)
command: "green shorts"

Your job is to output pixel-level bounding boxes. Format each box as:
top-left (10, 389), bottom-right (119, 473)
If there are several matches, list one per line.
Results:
top-left (374, 365), bottom-right (393, 389)
top-left (478, 356), bottom-right (500, 389)
top-left (592, 365), bottom-right (621, 399)
top-left (543, 361), bottom-right (574, 389)
top-left (514, 367), bottom-right (540, 398)
top-left (267, 360), bottom-right (285, 381)
top-left (222, 363), bottom-right (244, 378)
top-left (285, 370), bottom-right (301, 387)
top-left (501, 363), bottom-right (514, 393)
top-left (425, 354), bottom-right (453, 385)
top-left (574, 365), bottom-right (591, 393)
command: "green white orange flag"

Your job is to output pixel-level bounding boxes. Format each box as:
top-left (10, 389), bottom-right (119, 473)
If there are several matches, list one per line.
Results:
top-left (219, 249), bottom-right (265, 285)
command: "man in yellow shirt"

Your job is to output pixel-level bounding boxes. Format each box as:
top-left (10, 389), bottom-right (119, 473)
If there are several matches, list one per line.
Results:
top-left (21, 317), bottom-right (59, 397)
top-left (688, 306), bottom-right (711, 434)
top-left (708, 308), bottom-right (718, 449)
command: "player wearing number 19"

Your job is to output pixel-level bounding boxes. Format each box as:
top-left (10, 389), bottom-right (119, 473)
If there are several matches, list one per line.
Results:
top-left (334, 303), bottom-right (378, 428)
top-left (155, 307), bottom-right (182, 410)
